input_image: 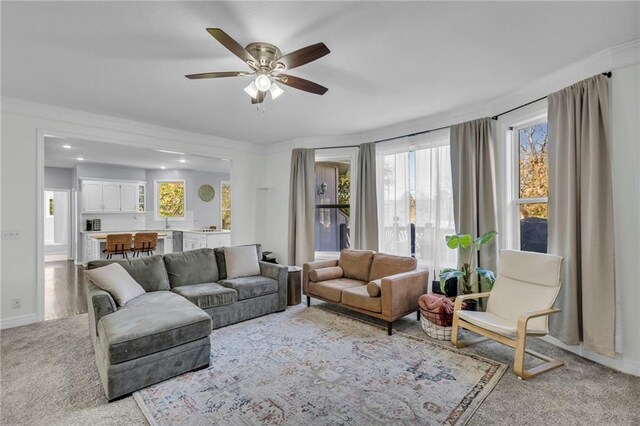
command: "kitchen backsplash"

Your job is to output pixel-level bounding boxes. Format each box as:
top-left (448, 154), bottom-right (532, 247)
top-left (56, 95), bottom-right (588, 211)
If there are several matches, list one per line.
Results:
top-left (81, 211), bottom-right (195, 231)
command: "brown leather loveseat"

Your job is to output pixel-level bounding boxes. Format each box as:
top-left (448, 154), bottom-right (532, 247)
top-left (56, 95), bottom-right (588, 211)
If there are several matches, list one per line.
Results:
top-left (303, 249), bottom-right (429, 334)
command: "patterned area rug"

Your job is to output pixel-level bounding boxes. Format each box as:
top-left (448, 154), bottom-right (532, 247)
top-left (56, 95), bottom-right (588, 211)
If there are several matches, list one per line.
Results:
top-left (134, 305), bottom-right (505, 425)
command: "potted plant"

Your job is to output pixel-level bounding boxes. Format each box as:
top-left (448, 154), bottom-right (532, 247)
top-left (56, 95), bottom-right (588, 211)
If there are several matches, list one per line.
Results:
top-left (439, 231), bottom-right (497, 308)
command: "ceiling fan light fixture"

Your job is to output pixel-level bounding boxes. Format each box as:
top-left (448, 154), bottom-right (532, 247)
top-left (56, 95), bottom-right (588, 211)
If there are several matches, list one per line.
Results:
top-left (254, 74), bottom-right (272, 92)
top-left (244, 81), bottom-right (259, 99)
top-left (269, 82), bottom-right (284, 100)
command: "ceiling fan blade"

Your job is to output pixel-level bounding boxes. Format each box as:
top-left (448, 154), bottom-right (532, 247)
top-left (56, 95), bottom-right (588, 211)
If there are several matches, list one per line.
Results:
top-left (251, 91), bottom-right (266, 104)
top-left (206, 28), bottom-right (257, 67)
top-left (276, 74), bottom-right (328, 95)
top-left (185, 71), bottom-right (249, 80)
top-left (276, 42), bottom-right (330, 70)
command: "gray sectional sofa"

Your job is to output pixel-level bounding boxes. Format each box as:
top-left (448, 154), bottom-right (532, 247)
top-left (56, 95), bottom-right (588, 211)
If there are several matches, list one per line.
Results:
top-left (86, 246), bottom-right (287, 400)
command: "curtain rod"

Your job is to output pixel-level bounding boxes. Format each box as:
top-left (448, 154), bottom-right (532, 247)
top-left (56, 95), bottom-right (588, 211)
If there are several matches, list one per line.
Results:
top-left (316, 71), bottom-right (613, 150)
top-left (491, 71), bottom-right (612, 120)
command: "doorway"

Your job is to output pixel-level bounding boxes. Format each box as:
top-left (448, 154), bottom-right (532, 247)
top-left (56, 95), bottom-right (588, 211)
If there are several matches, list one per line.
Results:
top-left (44, 189), bottom-right (71, 262)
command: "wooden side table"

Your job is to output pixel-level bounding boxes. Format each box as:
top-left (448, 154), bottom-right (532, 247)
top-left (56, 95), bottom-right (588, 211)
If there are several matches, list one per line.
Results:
top-left (287, 266), bottom-right (302, 306)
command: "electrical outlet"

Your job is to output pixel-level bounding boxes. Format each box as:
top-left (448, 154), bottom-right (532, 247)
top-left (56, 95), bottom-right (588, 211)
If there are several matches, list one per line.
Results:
top-left (12, 299), bottom-right (21, 309)
top-left (1, 230), bottom-right (21, 240)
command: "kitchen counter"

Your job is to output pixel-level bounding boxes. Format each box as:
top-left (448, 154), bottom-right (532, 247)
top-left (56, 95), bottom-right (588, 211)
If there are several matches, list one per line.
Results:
top-left (89, 231), bottom-right (169, 240)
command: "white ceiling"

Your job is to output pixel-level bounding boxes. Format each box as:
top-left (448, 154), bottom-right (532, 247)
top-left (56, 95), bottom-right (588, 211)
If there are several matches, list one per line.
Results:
top-left (3, 2), bottom-right (638, 145)
top-left (44, 136), bottom-right (231, 173)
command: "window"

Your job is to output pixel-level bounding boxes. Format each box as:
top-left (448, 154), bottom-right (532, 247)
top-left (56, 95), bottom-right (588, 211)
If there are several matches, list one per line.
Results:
top-left (46, 193), bottom-right (54, 217)
top-left (221, 181), bottom-right (231, 230)
top-left (314, 148), bottom-right (357, 257)
top-left (513, 120), bottom-right (548, 253)
top-left (377, 129), bottom-right (456, 275)
top-left (155, 180), bottom-right (185, 220)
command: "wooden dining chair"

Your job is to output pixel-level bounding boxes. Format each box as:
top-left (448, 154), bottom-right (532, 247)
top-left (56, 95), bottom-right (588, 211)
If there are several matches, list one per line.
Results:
top-left (131, 232), bottom-right (158, 257)
top-left (103, 234), bottom-right (133, 260)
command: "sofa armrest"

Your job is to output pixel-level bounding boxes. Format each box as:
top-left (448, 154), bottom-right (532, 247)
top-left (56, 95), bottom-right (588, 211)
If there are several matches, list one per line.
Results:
top-left (302, 259), bottom-right (339, 295)
top-left (380, 269), bottom-right (429, 319)
top-left (86, 280), bottom-right (117, 342)
top-left (260, 261), bottom-right (288, 311)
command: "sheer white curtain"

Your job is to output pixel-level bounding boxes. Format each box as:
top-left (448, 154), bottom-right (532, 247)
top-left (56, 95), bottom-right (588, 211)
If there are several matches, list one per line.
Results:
top-left (412, 129), bottom-right (456, 275)
top-left (376, 128), bottom-right (455, 276)
top-left (377, 145), bottom-right (411, 257)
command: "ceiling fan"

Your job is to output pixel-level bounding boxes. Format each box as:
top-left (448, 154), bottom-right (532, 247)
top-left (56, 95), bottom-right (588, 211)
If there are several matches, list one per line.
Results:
top-left (186, 28), bottom-right (330, 104)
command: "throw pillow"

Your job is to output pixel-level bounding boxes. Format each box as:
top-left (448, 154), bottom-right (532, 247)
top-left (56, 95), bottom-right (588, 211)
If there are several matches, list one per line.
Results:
top-left (309, 266), bottom-right (343, 282)
top-left (86, 263), bottom-right (146, 307)
top-left (224, 245), bottom-right (261, 279)
top-left (366, 279), bottom-right (383, 297)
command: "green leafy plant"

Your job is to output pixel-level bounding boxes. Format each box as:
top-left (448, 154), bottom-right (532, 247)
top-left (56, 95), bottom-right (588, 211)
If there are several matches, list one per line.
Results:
top-left (440, 231), bottom-right (497, 295)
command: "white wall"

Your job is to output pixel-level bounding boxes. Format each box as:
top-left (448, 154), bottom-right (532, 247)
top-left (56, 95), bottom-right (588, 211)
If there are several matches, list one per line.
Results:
top-left (0, 98), bottom-right (265, 328)
top-left (44, 166), bottom-right (72, 189)
top-left (75, 162), bottom-right (146, 182)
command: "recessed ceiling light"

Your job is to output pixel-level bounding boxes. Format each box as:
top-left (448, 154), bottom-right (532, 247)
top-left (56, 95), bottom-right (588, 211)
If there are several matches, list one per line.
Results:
top-left (160, 166), bottom-right (166, 169)
top-left (179, 159), bottom-right (187, 163)
top-left (157, 149), bottom-right (185, 155)
top-left (77, 157), bottom-right (84, 161)
top-left (63, 145), bottom-right (72, 149)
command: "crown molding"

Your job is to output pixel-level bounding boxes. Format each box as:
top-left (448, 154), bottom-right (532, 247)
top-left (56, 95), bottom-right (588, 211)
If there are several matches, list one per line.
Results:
top-left (1, 97), bottom-right (266, 155)
top-left (267, 38), bottom-right (640, 155)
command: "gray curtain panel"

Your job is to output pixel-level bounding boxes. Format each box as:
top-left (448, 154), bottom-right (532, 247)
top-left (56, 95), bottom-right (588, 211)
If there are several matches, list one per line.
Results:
top-left (450, 118), bottom-right (499, 293)
top-left (288, 148), bottom-right (316, 266)
top-left (353, 142), bottom-right (379, 251)
top-left (548, 74), bottom-right (615, 357)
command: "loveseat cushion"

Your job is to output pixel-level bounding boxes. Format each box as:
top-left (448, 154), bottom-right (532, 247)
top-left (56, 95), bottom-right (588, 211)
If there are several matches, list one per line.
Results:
top-left (219, 276), bottom-right (278, 301)
top-left (366, 279), bottom-right (383, 297)
top-left (309, 266), bottom-right (344, 282)
top-left (97, 291), bottom-right (211, 364)
top-left (338, 249), bottom-right (375, 282)
top-left (171, 283), bottom-right (237, 309)
top-left (308, 278), bottom-right (365, 302)
top-left (163, 248), bottom-right (218, 287)
top-left (342, 285), bottom-right (382, 313)
top-left (368, 253), bottom-right (417, 282)
top-left (88, 255), bottom-right (170, 292)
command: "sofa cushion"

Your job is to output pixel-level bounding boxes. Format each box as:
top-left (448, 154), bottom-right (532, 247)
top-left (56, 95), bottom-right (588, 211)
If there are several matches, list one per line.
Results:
top-left (366, 279), bottom-right (383, 297)
top-left (338, 249), bottom-right (375, 282)
top-left (97, 291), bottom-right (211, 364)
top-left (215, 244), bottom-right (262, 280)
top-left (163, 248), bottom-right (218, 287)
top-left (219, 276), bottom-right (278, 301)
top-left (224, 245), bottom-right (261, 279)
top-left (86, 263), bottom-right (145, 307)
top-left (308, 278), bottom-right (365, 302)
top-left (368, 253), bottom-right (417, 282)
top-left (171, 283), bottom-right (237, 309)
top-left (88, 255), bottom-right (170, 292)
top-left (342, 285), bottom-right (382, 313)
top-left (309, 266), bottom-right (344, 282)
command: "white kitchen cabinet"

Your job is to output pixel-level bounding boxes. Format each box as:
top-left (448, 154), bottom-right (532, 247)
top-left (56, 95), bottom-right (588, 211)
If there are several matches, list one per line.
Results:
top-left (120, 183), bottom-right (138, 212)
top-left (81, 180), bottom-right (145, 213)
top-left (182, 232), bottom-right (231, 252)
top-left (163, 233), bottom-right (174, 254)
top-left (82, 182), bottom-right (104, 213)
top-left (102, 183), bottom-right (121, 212)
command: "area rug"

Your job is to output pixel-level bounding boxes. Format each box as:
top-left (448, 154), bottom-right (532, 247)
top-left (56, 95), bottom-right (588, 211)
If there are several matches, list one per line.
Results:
top-left (133, 305), bottom-right (506, 425)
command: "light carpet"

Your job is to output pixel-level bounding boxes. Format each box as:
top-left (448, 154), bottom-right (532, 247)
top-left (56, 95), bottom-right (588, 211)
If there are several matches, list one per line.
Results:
top-left (133, 305), bottom-right (505, 425)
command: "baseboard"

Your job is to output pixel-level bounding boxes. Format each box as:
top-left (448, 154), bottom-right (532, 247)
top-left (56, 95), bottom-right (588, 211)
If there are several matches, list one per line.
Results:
top-left (0, 313), bottom-right (39, 330)
top-left (542, 335), bottom-right (640, 377)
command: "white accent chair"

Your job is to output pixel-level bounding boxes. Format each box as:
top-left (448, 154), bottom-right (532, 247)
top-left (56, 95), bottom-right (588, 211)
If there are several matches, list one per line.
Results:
top-left (451, 249), bottom-right (564, 379)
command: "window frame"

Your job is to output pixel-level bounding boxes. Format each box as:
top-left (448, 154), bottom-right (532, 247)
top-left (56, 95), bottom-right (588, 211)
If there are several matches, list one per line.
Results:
top-left (154, 179), bottom-right (186, 221)
top-left (510, 115), bottom-right (549, 251)
top-left (220, 180), bottom-right (231, 231)
top-left (314, 147), bottom-right (358, 260)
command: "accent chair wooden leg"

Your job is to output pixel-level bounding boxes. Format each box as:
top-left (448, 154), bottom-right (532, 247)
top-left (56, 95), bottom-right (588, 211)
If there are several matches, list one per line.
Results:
top-left (451, 313), bottom-right (460, 347)
top-left (306, 296), bottom-right (310, 307)
top-left (387, 322), bottom-right (393, 336)
top-left (513, 332), bottom-right (564, 380)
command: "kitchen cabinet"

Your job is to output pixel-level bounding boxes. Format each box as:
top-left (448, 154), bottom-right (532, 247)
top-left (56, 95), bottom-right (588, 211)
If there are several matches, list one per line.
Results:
top-left (182, 232), bottom-right (231, 251)
top-left (81, 180), bottom-right (146, 213)
top-left (120, 183), bottom-right (138, 212)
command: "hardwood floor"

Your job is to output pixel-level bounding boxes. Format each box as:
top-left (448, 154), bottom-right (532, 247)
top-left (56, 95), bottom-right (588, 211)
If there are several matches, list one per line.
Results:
top-left (44, 260), bottom-right (87, 321)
